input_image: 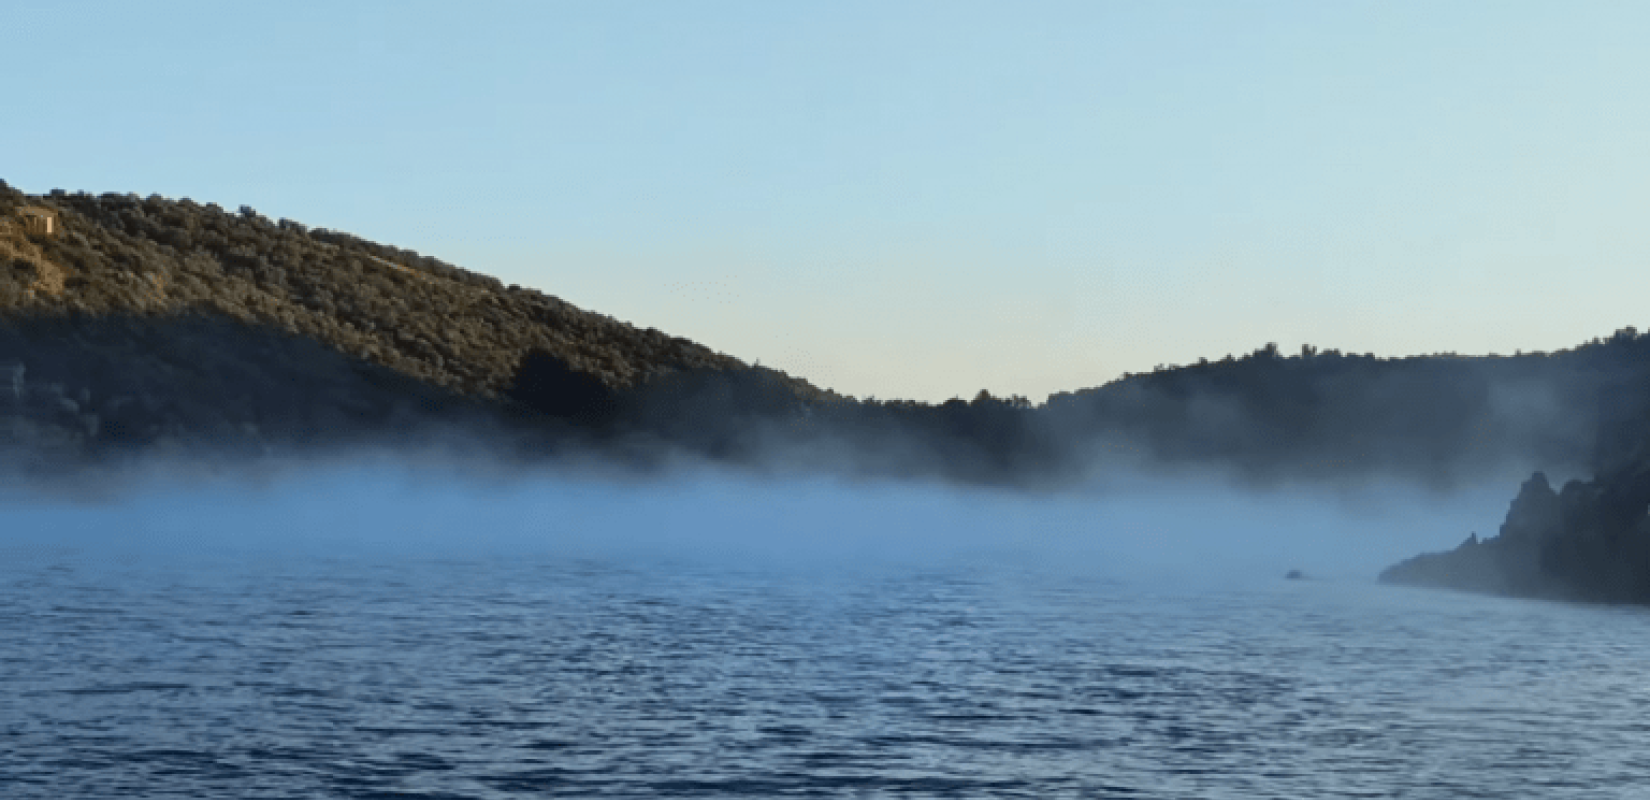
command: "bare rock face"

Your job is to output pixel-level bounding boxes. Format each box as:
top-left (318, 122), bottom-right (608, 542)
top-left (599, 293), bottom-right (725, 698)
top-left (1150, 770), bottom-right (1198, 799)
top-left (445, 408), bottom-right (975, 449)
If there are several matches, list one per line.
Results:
top-left (1379, 471), bottom-right (1569, 598)
top-left (1499, 472), bottom-right (1562, 543)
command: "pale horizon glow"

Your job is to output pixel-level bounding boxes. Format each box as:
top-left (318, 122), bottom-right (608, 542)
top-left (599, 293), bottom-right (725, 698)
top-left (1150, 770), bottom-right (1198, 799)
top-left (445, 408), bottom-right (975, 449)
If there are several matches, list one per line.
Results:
top-left (8, 1), bottom-right (1649, 402)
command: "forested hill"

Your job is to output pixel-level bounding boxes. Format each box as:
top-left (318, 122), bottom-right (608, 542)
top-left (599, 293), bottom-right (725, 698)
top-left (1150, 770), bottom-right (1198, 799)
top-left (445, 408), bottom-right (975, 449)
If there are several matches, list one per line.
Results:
top-left (0, 182), bottom-right (762, 397)
top-left (0, 180), bottom-right (834, 468)
top-left (1042, 334), bottom-right (1650, 486)
top-left (4, 180), bottom-right (1649, 493)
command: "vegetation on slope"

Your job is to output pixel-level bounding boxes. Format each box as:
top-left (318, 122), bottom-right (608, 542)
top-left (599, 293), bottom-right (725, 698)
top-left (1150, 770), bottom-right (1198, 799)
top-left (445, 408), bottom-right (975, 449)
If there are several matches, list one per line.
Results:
top-left (0, 181), bottom-right (757, 397)
top-left (16, 179), bottom-right (1650, 600)
top-left (6, 180), bottom-right (1650, 507)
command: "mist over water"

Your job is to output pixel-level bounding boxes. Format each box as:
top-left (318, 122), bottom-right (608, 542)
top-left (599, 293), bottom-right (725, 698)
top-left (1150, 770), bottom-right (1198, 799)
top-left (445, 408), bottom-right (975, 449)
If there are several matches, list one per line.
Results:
top-left (1, 460), bottom-right (1508, 584)
top-left (14, 462), bottom-right (1641, 798)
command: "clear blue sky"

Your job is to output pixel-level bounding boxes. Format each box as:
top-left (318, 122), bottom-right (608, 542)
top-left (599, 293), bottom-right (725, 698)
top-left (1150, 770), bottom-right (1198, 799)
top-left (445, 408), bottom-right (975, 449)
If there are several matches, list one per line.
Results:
top-left (8, 1), bottom-right (1649, 402)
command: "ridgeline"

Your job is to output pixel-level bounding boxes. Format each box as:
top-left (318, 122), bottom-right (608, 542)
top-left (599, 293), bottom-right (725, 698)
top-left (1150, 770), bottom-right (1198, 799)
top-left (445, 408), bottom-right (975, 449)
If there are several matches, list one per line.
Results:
top-left (0, 181), bottom-right (830, 470)
top-left (7, 181), bottom-right (1650, 602)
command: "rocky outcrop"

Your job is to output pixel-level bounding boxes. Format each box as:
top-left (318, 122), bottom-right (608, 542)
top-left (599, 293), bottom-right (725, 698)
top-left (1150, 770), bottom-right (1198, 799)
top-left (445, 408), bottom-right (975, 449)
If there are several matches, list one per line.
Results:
top-left (1499, 471), bottom-right (1563, 542)
top-left (1381, 372), bottom-right (1650, 605)
top-left (1381, 468), bottom-right (1650, 604)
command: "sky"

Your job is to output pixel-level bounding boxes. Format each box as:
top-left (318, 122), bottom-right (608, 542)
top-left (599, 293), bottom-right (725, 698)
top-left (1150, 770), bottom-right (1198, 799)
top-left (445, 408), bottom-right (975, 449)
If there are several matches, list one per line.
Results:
top-left (7, 1), bottom-right (1650, 403)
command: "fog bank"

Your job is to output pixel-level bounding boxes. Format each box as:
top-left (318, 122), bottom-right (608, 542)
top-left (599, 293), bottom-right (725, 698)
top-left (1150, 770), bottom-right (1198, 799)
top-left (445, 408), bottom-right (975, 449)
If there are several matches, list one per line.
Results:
top-left (0, 460), bottom-right (1510, 586)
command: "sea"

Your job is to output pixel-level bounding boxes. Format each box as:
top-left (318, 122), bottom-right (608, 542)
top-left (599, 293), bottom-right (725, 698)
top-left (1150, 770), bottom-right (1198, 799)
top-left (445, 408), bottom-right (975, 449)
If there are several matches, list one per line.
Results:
top-left (3, 465), bottom-right (1646, 799)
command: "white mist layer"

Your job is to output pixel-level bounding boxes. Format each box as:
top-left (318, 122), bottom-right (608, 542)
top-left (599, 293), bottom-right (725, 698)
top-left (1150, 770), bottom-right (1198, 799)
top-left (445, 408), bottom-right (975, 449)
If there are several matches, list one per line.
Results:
top-left (0, 460), bottom-right (1512, 587)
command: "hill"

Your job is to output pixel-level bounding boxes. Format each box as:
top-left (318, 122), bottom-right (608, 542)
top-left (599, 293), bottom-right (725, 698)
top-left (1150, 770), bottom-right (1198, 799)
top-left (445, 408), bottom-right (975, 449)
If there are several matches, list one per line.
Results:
top-left (0, 183), bottom-right (766, 395)
top-left (9, 180), bottom-right (1650, 591)
top-left (0, 180), bottom-right (840, 472)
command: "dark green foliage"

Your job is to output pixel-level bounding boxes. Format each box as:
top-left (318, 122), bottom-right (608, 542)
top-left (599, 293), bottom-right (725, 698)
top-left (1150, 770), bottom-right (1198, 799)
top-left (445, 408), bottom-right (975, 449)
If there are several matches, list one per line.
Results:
top-left (3, 186), bottom-right (754, 404)
top-left (1037, 333), bottom-right (1650, 486)
top-left (8, 180), bottom-right (1650, 498)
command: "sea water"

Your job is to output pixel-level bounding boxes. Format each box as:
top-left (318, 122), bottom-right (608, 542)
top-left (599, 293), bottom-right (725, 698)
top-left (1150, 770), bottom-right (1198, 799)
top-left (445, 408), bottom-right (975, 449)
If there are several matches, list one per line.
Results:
top-left (3, 469), bottom-right (1646, 798)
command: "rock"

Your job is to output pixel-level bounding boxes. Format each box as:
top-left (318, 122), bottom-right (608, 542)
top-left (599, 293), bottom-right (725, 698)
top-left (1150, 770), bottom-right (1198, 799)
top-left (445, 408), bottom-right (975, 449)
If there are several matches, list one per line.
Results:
top-left (1381, 466), bottom-right (1650, 603)
top-left (1499, 472), bottom-right (1561, 543)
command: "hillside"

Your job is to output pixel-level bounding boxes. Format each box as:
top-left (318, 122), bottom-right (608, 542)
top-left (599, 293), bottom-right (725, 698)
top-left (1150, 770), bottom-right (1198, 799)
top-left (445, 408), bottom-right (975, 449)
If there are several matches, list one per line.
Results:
top-left (0, 180), bottom-right (841, 472)
top-left (7, 181), bottom-right (1650, 549)
top-left (0, 182), bottom-right (765, 396)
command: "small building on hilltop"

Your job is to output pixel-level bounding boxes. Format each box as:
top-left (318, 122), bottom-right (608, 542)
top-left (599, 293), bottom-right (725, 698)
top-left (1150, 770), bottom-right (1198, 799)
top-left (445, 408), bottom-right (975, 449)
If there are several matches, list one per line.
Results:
top-left (20, 208), bottom-right (57, 237)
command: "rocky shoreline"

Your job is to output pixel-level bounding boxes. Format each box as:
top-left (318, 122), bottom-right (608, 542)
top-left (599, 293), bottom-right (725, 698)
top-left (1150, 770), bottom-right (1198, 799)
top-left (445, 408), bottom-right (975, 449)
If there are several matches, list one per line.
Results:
top-left (1381, 460), bottom-right (1650, 604)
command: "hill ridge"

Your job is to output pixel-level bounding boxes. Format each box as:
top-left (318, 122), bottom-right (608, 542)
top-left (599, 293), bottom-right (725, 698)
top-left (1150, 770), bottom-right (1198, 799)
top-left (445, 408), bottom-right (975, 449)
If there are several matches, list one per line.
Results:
top-left (0, 182), bottom-right (803, 401)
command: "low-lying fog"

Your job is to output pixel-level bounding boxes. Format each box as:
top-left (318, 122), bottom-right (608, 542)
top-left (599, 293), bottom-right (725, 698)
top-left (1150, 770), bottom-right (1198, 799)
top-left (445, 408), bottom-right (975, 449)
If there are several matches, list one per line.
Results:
top-left (0, 457), bottom-right (1515, 587)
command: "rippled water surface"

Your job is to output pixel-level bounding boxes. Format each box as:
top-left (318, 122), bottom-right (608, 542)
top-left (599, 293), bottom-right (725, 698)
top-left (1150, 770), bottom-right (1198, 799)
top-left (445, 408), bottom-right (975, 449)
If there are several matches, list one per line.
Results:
top-left (6, 478), bottom-right (1650, 798)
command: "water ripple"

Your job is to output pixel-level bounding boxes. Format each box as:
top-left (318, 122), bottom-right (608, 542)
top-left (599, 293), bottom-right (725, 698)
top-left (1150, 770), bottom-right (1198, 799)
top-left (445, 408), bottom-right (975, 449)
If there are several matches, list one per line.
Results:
top-left (6, 555), bottom-right (1650, 797)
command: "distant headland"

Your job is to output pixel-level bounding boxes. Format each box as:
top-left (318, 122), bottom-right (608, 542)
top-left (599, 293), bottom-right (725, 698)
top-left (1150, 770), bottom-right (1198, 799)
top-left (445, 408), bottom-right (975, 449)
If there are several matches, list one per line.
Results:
top-left (6, 180), bottom-right (1650, 603)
